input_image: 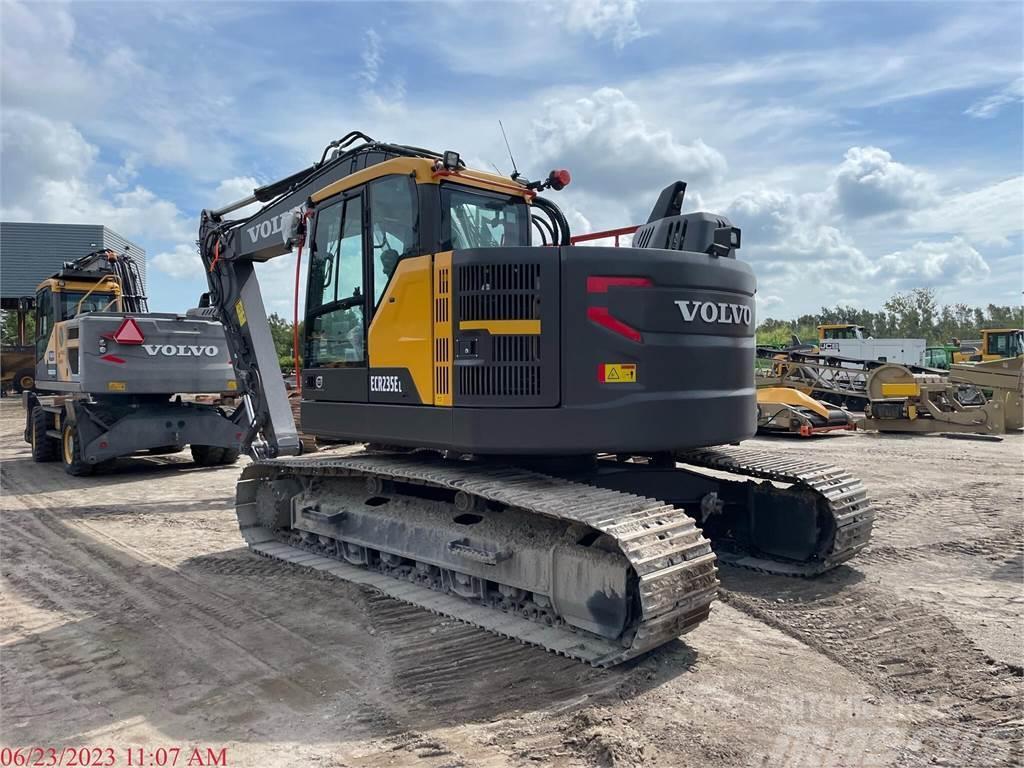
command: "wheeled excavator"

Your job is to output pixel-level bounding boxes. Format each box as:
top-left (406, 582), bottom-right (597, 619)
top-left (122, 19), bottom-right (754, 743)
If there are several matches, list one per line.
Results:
top-left (198, 132), bottom-right (874, 665)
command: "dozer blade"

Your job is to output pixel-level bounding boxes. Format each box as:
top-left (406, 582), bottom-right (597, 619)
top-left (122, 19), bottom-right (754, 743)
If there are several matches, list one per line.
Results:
top-left (235, 449), bottom-right (719, 667)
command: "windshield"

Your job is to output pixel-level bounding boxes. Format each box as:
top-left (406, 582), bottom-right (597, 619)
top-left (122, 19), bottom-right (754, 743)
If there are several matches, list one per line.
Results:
top-left (442, 186), bottom-right (529, 250)
top-left (987, 331), bottom-right (1024, 357)
top-left (59, 291), bottom-right (117, 320)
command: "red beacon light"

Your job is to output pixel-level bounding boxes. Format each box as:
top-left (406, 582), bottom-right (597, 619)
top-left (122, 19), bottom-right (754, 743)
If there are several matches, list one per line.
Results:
top-left (548, 169), bottom-right (571, 190)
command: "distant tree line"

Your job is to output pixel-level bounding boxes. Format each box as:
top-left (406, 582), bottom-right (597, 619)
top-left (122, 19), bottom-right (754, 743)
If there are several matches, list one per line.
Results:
top-left (758, 288), bottom-right (1023, 347)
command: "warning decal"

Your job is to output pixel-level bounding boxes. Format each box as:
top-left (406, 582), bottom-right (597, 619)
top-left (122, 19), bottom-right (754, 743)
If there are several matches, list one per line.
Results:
top-left (599, 363), bottom-right (637, 383)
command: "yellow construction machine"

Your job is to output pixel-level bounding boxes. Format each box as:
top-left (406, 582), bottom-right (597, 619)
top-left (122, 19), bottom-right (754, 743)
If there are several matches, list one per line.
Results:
top-left (189, 132), bottom-right (875, 666)
top-left (952, 329), bottom-right (1023, 363)
top-left (860, 357), bottom-right (1023, 435)
top-left (756, 387), bottom-right (856, 437)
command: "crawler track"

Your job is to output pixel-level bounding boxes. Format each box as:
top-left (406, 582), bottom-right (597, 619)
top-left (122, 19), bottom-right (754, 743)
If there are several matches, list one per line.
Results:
top-left (676, 446), bottom-right (875, 576)
top-left (236, 450), bottom-right (720, 667)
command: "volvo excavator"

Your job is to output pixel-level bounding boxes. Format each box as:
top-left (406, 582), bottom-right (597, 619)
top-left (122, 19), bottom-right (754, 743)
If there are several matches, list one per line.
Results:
top-left (197, 132), bottom-right (874, 666)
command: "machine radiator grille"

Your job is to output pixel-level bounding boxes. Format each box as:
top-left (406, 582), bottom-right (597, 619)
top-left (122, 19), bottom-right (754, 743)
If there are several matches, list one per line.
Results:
top-left (492, 334), bottom-right (541, 363)
top-left (457, 263), bottom-right (541, 321)
top-left (453, 257), bottom-right (554, 407)
top-left (458, 364), bottom-right (540, 398)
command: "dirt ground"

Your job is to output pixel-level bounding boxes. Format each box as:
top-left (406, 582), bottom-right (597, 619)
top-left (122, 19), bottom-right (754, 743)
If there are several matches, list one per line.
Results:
top-left (1, 398), bottom-right (1021, 767)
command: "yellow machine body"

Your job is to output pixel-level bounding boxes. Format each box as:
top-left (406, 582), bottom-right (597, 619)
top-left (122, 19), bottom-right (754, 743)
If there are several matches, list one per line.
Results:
top-left (757, 386), bottom-right (832, 420)
top-left (756, 386), bottom-right (855, 436)
top-left (818, 323), bottom-right (865, 340)
top-left (861, 361), bottom-right (1022, 435)
top-left (35, 276), bottom-right (122, 384)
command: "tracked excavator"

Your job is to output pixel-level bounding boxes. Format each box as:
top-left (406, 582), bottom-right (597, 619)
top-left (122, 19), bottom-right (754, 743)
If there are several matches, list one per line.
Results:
top-left (198, 132), bottom-right (874, 666)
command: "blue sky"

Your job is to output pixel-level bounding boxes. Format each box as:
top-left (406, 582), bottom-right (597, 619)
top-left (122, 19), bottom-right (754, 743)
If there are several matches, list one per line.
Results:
top-left (2, 0), bottom-right (1021, 319)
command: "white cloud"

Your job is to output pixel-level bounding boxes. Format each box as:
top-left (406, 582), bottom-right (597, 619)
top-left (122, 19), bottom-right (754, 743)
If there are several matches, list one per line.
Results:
top-left (0, 109), bottom-right (192, 244)
top-left (555, 0), bottom-right (646, 48)
top-left (211, 176), bottom-right (263, 219)
top-left (870, 237), bottom-right (991, 289)
top-left (726, 187), bottom-right (800, 245)
top-left (831, 146), bottom-right (936, 220)
top-left (964, 77), bottom-right (1023, 119)
top-left (361, 28), bottom-right (382, 86)
top-left (530, 88), bottom-right (726, 221)
top-left (1, 109), bottom-right (97, 203)
top-left (723, 147), bottom-right (1010, 316)
top-left (152, 244), bottom-right (202, 280)
top-left (908, 176), bottom-right (1024, 247)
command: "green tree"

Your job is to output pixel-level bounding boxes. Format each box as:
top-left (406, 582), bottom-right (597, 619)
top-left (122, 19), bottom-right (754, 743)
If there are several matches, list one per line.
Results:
top-left (267, 312), bottom-right (303, 372)
top-left (757, 288), bottom-right (1022, 346)
top-left (0, 310), bottom-right (35, 347)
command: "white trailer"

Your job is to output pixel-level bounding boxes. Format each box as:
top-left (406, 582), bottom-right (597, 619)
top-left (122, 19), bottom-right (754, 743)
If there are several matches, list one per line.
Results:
top-left (817, 324), bottom-right (926, 365)
top-left (818, 337), bottom-right (926, 365)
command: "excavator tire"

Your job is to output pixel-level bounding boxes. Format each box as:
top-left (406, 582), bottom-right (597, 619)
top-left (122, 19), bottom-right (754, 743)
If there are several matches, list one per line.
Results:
top-left (191, 445), bottom-right (240, 466)
top-left (13, 369), bottom-right (35, 394)
top-left (60, 422), bottom-right (94, 476)
top-left (30, 407), bottom-right (58, 463)
top-left (220, 447), bottom-right (241, 464)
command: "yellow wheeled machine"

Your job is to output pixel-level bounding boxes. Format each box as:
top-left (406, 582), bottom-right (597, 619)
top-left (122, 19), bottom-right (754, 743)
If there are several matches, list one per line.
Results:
top-left (953, 329), bottom-right (1023, 363)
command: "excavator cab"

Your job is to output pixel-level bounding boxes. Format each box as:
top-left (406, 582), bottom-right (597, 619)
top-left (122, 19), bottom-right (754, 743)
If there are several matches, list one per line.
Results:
top-left (34, 270), bottom-right (122, 384)
top-left (981, 329), bottom-right (1023, 360)
top-left (290, 154), bottom-right (756, 455)
top-left (818, 323), bottom-right (865, 340)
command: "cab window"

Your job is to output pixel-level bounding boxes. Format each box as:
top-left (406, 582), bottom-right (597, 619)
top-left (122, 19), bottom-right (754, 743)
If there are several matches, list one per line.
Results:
top-left (306, 194), bottom-right (366, 367)
top-left (441, 186), bottom-right (529, 251)
top-left (58, 291), bottom-right (117, 319)
top-left (986, 332), bottom-right (1020, 357)
top-left (369, 175), bottom-right (418, 305)
top-left (35, 288), bottom-right (53, 357)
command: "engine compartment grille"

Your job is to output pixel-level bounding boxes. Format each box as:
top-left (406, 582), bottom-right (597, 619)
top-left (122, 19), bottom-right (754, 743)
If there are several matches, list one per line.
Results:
top-left (457, 263), bottom-right (541, 321)
top-left (453, 258), bottom-right (555, 407)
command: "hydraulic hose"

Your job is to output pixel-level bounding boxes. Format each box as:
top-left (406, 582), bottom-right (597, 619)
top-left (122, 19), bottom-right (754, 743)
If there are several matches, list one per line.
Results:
top-left (532, 196), bottom-right (571, 246)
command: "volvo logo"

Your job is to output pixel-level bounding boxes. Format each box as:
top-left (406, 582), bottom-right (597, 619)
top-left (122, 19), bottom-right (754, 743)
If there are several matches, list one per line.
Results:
top-left (143, 344), bottom-right (220, 358)
top-left (245, 209), bottom-right (302, 245)
top-left (674, 300), bottom-right (752, 326)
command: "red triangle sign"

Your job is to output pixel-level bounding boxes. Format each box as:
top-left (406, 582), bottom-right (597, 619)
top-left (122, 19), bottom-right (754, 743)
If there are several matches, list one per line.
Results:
top-left (113, 317), bottom-right (145, 345)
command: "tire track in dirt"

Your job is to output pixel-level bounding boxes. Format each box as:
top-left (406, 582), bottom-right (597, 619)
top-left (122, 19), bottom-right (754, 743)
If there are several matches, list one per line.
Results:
top-left (860, 522), bottom-right (1024, 578)
top-left (2, 466), bottom-right (638, 765)
top-left (1, 482), bottom-right (474, 766)
top-left (721, 575), bottom-right (1023, 768)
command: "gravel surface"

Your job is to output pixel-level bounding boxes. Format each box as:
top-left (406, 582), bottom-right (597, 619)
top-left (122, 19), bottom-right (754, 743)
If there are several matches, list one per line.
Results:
top-left (2, 400), bottom-right (1021, 767)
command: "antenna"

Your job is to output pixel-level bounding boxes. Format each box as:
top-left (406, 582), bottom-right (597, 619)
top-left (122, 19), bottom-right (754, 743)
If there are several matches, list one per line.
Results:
top-left (499, 120), bottom-right (520, 179)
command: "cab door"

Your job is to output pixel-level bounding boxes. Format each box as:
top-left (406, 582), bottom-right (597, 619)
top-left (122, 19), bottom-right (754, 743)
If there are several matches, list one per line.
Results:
top-left (34, 287), bottom-right (56, 383)
top-left (303, 191), bottom-right (370, 402)
top-left (365, 174), bottom-right (432, 405)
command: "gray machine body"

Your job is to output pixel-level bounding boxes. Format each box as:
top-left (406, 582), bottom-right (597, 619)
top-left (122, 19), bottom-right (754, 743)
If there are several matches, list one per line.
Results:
top-left (35, 312), bottom-right (237, 395)
top-left (29, 312), bottom-right (244, 465)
